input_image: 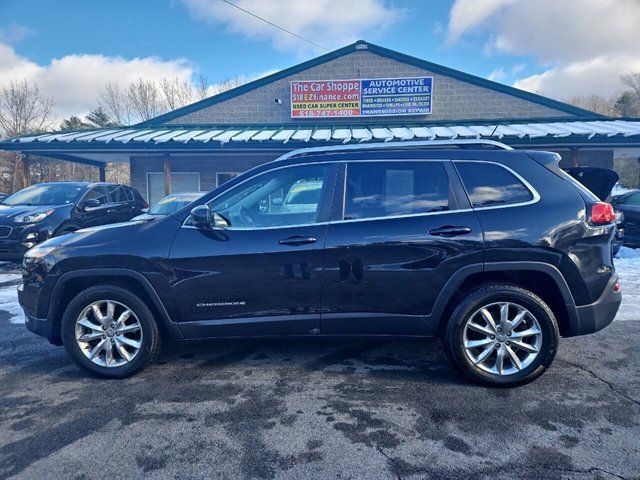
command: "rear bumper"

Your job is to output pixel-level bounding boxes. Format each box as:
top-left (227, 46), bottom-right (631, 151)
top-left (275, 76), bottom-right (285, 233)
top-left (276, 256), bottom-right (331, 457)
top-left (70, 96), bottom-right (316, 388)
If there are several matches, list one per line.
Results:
top-left (567, 273), bottom-right (621, 336)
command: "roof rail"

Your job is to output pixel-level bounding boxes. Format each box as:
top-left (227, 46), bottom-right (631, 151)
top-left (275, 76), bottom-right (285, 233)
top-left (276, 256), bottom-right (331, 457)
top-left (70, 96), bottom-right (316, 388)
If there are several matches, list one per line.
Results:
top-left (276, 139), bottom-right (512, 161)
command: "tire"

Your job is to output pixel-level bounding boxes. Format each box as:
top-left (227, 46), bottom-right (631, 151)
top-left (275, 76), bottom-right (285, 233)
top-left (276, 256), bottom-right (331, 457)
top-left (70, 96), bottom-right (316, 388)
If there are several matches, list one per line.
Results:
top-left (442, 283), bottom-right (559, 387)
top-left (61, 285), bottom-right (161, 378)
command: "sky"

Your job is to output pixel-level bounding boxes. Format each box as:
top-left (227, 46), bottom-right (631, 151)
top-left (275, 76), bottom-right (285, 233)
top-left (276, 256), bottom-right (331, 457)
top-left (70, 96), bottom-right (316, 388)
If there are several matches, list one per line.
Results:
top-left (0, 0), bottom-right (638, 120)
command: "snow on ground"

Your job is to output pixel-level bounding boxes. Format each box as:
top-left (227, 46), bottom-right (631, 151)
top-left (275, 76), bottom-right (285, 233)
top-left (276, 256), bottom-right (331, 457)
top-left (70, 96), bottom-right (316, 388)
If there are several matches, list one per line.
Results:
top-left (615, 247), bottom-right (640, 321)
top-left (0, 274), bottom-right (24, 324)
top-left (0, 250), bottom-right (637, 326)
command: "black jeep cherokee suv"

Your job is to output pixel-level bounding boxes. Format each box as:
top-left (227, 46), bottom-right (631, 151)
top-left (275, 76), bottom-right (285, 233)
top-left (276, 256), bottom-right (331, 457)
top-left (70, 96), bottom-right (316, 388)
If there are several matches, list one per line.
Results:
top-left (18, 141), bottom-right (622, 386)
top-left (0, 181), bottom-right (147, 260)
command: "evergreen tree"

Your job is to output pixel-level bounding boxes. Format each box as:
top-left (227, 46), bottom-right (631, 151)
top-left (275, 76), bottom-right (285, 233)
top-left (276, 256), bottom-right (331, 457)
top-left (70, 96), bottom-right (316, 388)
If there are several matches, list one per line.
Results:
top-left (86, 106), bottom-right (116, 127)
top-left (59, 116), bottom-right (92, 131)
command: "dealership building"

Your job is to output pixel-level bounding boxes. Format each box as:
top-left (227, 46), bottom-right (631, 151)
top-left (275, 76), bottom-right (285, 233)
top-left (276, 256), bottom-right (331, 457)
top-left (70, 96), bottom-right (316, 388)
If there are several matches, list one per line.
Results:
top-left (2, 40), bottom-right (639, 205)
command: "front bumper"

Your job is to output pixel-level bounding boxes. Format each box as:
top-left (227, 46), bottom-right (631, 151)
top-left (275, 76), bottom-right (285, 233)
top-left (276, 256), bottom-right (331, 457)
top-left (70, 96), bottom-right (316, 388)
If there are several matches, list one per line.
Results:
top-left (18, 263), bottom-right (63, 345)
top-left (569, 273), bottom-right (621, 336)
top-left (23, 307), bottom-right (60, 345)
top-left (0, 240), bottom-right (29, 261)
top-left (0, 224), bottom-right (52, 261)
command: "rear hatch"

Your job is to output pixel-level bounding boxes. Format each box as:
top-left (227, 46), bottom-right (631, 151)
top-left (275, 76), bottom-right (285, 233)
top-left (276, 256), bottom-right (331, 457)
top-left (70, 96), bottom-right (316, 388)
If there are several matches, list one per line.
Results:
top-left (563, 167), bottom-right (619, 201)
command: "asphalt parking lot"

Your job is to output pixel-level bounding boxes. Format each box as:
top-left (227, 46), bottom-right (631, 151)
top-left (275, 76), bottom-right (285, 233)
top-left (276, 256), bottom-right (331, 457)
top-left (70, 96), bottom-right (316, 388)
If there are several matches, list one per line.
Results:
top-left (1, 277), bottom-right (639, 479)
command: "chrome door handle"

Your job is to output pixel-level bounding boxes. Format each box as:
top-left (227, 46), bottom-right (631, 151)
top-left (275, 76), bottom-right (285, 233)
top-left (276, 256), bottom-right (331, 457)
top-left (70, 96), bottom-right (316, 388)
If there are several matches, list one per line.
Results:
top-left (279, 236), bottom-right (317, 246)
top-left (429, 225), bottom-right (472, 237)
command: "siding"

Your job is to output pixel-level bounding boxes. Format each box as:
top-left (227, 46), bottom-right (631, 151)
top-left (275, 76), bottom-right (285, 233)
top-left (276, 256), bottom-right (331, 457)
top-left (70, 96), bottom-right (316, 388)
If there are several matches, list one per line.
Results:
top-left (167, 50), bottom-right (569, 125)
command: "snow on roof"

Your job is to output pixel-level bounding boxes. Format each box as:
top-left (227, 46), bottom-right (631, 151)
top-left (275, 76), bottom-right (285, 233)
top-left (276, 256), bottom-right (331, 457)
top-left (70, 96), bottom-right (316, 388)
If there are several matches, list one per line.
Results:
top-left (4, 119), bottom-right (640, 147)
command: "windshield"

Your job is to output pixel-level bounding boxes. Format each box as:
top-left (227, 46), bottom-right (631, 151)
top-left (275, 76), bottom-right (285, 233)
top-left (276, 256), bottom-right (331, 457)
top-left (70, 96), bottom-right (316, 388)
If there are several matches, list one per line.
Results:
top-left (3, 184), bottom-right (85, 206)
top-left (149, 194), bottom-right (201, 215)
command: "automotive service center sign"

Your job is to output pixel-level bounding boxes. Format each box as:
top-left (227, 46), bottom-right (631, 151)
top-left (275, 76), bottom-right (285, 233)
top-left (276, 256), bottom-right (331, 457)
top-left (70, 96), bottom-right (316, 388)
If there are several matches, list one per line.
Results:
top-left (290, 77), bottom-right (433, 118)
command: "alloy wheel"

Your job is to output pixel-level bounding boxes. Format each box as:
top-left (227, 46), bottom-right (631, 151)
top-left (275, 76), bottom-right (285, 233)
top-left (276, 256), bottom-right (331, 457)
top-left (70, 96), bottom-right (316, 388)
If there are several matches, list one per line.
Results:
top-left (462, 301), bottom-right (542, 375)
top-left (74, 300), bottom-right (143, 367)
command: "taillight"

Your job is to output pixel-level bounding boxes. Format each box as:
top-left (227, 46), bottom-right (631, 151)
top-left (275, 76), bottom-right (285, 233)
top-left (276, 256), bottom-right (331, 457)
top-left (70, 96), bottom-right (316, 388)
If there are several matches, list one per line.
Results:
top-left (590, 202), bottom-right (616, 225)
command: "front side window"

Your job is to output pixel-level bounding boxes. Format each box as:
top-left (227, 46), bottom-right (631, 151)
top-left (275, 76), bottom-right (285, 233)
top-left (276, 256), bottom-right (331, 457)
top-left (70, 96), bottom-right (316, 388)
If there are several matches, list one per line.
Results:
top-left (455, 162), bottom-right (533, 208)
top-left (208, 164), bottom-right (331, 228)
top-left (344, 161), bottom-right (450, 220)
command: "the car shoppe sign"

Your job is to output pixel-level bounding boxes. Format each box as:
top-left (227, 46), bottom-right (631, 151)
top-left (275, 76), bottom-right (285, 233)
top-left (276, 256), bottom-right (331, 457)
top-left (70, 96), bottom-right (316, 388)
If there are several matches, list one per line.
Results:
top-left (290, 77), bottom-right (433, 118)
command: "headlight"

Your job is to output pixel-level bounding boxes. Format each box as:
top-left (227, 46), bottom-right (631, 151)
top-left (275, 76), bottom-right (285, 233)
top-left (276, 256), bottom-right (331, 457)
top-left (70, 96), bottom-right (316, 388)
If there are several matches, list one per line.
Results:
top-left (24, 244), bottom-right (58, 260)
top-left (15, 209), bottom-right (54, 224)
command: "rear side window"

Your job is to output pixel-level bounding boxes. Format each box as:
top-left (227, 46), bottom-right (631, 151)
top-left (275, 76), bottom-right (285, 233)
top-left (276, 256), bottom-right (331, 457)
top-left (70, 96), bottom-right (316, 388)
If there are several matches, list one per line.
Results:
top-left (108, 185), bottom-right (128, 203)
top-left (344, 161), bottom-right (449, 220)
top-left (455, 162), bottom-right (533, 208)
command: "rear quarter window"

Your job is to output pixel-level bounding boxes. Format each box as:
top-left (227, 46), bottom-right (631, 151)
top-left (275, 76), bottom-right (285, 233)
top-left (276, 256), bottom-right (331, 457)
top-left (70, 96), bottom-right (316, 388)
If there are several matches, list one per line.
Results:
top-left (455, 162), bottom-right (534, 208)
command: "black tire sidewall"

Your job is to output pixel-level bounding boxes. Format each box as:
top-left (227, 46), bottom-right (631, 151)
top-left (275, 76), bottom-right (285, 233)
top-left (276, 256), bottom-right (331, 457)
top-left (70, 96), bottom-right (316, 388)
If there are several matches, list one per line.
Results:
top-left (444, 285), bottom-right (559, 387)
top-left (61, 286), bottom-right (159, 378)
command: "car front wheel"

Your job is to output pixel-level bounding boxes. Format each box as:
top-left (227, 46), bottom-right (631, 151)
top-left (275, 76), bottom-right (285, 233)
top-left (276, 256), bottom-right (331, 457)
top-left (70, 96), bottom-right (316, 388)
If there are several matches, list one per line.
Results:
top-left (61, 285), bottom-right (161, 378)
top-left (442, 283), bottom-right (559, 387)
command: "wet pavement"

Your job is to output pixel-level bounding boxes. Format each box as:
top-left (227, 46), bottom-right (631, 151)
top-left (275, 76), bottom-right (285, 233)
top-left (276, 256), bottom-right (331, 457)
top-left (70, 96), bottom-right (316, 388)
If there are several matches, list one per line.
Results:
top-left (1, 308), bottom-right (639, 479)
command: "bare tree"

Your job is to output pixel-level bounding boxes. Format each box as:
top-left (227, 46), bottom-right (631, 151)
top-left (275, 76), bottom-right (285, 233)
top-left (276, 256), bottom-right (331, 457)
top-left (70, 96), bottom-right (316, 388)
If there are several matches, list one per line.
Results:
top-left (0, 80), bottom-right (54, 192)
top-left (209, 76), bottom-right (245, 96)
top-left (99, 82), bottom-right (131, 126)
top-left (158, 77), bottom-right (195, 111)
top-left (127, 78), bottom-right (164, 121)
top-left (195, 74), bottom-right (210, 101)
top-left (620, 71), bottom-right (640, 115)
top-left (0, 80), bottom-right (53, 138)
top-left (621, 72), bottom-right (640, 96)
top-left (565, 94), bottom-right (616, 116)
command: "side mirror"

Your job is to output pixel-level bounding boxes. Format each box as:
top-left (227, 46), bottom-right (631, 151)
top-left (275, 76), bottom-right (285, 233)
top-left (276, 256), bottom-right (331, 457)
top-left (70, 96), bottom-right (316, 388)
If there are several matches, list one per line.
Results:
top-left (190, 205), bottom-right (211, 227)
top-left (272, 197), bottom-right (283, 206)
top-left (80, 198), bottom-right (101, 210)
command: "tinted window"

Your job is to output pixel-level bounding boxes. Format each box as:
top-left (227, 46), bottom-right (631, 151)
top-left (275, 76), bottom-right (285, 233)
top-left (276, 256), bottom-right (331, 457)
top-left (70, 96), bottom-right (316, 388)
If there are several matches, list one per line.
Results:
top-left (3, 184), bottom-right (85, 206)
top-left (621, 192), bottom-right (640, 206)
top-left (344, 162), bottom-right (449, 220)
top-left (83, 186), bottom-right (111, 205)
top-left (455, 162), bottom-right (533, 207)
top-left (208, 164), bottom-right (331, 228)
top-left (108, 185), bottom-right (128, 203)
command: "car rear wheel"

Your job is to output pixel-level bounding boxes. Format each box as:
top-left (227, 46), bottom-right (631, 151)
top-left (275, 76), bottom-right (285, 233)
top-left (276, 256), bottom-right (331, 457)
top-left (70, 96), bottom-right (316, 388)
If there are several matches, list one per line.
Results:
top-left (442, 283), bottom-right (559, 387)
top-left (61, 285), bottom-right (161, 378)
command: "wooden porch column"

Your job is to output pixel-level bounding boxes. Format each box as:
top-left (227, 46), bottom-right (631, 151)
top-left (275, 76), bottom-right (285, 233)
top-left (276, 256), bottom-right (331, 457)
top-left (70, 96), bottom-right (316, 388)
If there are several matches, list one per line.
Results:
top-left (98, 164), bottom-right (106, 182)
top-left (163, 155), bottom-right (171, 195)
top-left (570, 147), bottom-right (580, 167)
top-left (23, 154), bottom-right (30, 187)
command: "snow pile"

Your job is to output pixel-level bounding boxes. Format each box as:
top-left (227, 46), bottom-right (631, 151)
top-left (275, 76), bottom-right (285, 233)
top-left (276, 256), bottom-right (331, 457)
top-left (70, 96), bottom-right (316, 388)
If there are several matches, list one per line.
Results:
top-left (612, 183), bottom-right (635, 196)
top-left (615, 247), bottom-right (640, 322)
top-left (0, 276), bottom-right (24, 324)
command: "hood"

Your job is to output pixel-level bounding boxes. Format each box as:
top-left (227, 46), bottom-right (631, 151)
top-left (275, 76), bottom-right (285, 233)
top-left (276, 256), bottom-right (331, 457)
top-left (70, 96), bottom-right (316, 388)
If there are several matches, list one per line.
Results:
top-left (130, 213), bottom-right (160, 222)
top-left (564, 167), bottom-right (619, 201)
top-left (0, 203), bottom-right (72, 221)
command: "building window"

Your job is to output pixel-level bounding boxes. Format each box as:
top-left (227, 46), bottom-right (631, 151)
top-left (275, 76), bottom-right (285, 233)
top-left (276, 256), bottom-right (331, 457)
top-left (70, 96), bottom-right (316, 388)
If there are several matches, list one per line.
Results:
top-left (147, 172), bottom-right (200, 207)
top-left (217, 172), bottom-right (239, 187)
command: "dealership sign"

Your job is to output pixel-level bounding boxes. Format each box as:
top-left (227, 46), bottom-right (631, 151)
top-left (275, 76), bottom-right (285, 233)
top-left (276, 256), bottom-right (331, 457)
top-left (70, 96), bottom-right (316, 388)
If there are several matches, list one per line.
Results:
top-left (290, 77), bottom-right (433, 118)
